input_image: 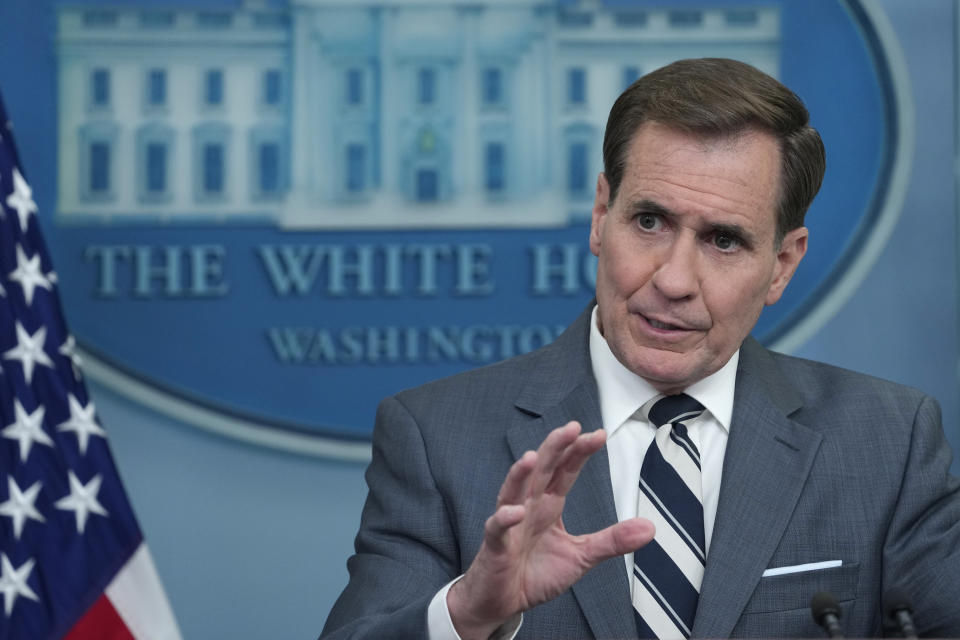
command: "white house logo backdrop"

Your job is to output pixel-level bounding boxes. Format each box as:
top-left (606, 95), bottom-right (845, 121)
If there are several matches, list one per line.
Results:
top-left (16, 0), bottom-right (909, 457)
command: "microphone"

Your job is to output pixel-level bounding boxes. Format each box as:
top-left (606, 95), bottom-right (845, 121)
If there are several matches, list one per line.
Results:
top-left (883, 588), bottom-right (919, 639)
top-left (811, 591), bottom-right (844, 638)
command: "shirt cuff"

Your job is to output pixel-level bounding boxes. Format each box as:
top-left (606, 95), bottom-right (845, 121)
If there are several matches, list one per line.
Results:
top-left (427, 575), bottom-right (523, 640)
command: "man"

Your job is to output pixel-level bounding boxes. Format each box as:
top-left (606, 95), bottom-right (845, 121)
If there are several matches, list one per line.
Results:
top-left (321, 58), bottom-right (960, 639)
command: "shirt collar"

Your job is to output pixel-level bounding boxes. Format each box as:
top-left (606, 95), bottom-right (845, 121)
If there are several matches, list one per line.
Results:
top-left (588, 305), bottom-right (738, 435)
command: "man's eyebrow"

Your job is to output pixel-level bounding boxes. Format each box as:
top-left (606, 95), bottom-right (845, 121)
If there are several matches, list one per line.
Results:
top-left (626, 199), bottom-right (675, 219)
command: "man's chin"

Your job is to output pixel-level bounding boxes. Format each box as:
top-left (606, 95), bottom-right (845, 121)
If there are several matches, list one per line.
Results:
top-left (621, 352), bottom-right (706, 393)
top-left (639, 375), bottom-right (696, 396)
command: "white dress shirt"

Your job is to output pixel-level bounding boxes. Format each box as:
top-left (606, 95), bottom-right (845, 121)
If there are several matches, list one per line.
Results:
top-left (589, 306), bottom-right (737, 586)
top-left (428, 307), bottom-right (739, 639)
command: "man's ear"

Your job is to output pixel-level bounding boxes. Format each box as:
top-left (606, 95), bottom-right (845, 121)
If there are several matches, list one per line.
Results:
top-left (765, 226), bottom-right (808, 306)
top-left (590, 173), bottom-right (610, 257)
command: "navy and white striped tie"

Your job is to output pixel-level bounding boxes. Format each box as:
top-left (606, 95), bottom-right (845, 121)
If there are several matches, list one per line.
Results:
top-left (633, 394), bottom-right (706, 639)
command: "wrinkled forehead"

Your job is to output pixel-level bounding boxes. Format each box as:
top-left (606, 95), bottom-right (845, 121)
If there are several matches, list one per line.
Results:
top-left (628, 119), bottom-right (781, 159)
top-left (625, 122), bottom-right (781, 188)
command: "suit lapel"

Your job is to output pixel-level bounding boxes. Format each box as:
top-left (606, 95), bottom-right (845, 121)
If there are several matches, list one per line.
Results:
top-left (506, 305), bottom-right (637, 640)
top-left (691, 339), bottom-right (822, 638)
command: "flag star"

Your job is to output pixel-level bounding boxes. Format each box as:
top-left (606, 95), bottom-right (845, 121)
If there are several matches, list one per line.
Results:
top-left (55, 472), bottom-right (108, 534)
top-left (3, 322), bottom-right (55, 384)
top-left (0, 554), bottom-right (39, 617)
top-left (59, 335), bottom-right (83, 380)
top-left (57, 394), bottom-right (106, 455)
top-left (0, 477), bottom-right (45, 540)
top-left (1, 400), bottom-right (52, 463)
top-left (8, 245), bottom-right (52, 306)
top-left (5, 168), bottom-right (37, 233)
top-left (47, 271), bottom-right (58, 284)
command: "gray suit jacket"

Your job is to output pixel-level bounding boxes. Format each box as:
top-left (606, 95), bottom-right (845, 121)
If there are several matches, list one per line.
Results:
top-left (322, 305), bottom-right (960, 638)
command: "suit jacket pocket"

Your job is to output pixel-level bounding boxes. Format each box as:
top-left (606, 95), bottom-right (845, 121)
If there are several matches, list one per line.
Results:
top-left (743, 561), bottom-right (860, 614)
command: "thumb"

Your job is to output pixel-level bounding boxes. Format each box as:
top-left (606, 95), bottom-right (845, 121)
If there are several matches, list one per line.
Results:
top-left (579, 517), bottom-right (655, 567)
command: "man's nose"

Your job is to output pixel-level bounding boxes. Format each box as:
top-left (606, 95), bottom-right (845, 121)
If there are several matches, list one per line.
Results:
top-left (651, 234), bottom-right (700, 300)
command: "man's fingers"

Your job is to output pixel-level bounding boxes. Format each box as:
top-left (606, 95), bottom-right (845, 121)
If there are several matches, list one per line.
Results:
top-left (496, 450), bottom-right (537, 507)
top-left (483, 504), bottom-right (526, 553)
top-left (527, 421), bottom-right (582, 496)
top-left (579, 517), bottom-right (656, 568)
top-left (544, 428), bottom-right (607, 497)
top-left (495, 421), bottom-right (595, 518)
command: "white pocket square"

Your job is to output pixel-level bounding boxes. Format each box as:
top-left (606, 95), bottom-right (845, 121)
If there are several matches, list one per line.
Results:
top-left (762, 560), bottom-right (842, 577)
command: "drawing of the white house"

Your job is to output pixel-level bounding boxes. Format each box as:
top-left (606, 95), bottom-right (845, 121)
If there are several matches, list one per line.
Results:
top-left (56, 0), bottom-right (780, 229)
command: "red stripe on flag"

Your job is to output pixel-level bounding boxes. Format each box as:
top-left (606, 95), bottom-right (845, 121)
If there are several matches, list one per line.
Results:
top-left (64, 594), bottom-right (136, 640)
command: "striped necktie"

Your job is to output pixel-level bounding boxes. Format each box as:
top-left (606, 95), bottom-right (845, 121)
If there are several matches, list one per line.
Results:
top-left (633, 394), bottom-right (706, 639)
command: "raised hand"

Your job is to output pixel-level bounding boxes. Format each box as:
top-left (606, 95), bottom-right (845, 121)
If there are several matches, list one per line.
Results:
top-left (446, 421), bottom-right (655, 640)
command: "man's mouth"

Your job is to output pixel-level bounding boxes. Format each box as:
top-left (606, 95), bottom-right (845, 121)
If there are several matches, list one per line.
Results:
top-left (641, 314), bottom-right (697, 332)
top-left (647, 317), bottom-right (683, 331)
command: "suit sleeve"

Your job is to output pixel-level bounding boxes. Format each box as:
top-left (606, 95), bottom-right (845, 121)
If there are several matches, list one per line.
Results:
top-left (882, 394), bottom-right (960, 636)
top-left (320, 395), bottom-right (462, 639)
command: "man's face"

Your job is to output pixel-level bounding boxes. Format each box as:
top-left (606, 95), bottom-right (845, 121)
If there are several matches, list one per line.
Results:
top-left (590, 122), bottom-right (808, 393)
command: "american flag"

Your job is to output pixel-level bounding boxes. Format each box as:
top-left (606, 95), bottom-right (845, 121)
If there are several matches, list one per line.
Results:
top-left (0, 94), bottom-right (180, 638)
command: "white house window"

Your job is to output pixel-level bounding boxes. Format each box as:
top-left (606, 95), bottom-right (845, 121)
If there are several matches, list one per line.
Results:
top-left (346, 68), bottom-right (364, 106)
top-left (567, 142), bottom-right (587, 194)
top-left (416, 168), bottom-right (438, 202)
top-left (146, 143), bottom-right (168, 193)
top-left (725, 10), bottom-right (759, 26)
top-left (250, 126), bottom-right (287, 200)
top-left (193, 122), bottom-right (230, 202)
top-left (346, 144), bottom-right (366, 193)
top-left (197, 12), bottom-right (232, 28)
top-left (418, 68), bottom-right (436, 106)
top-left (481, 68), bottom-right (502, 107)
top-left (79, 122), bottom-right (118, 202)
top-left (253, 12), bottom-right (290, 29)
top-left (558, 11), bottom-right (592, 27)
top-left (669, 10), bottom-right (703, 27)
top-left (263, 69), bottom-right (282, 106)
top-left (136, 123), bottom-right (174, 202)
top-left (83, 10), bottom-right (117, 27)
top-left (567, 68), bottom-right (586, 106)
top-left (484, 142), bottom-right (505, 193)
top-left (146, 68), bottom-right (167, 107)
top-left (90, 68), bottom-right (110, 108)
top-left (614, 11), bottom-right (648, 27)
top-left (89, 142), bottom-right (111, 194)
top-left (564, 123), bottom-right (596, 200)
top-left (260, 143), bottom-right (280, 194)
top-left (203, 143), bottom-right (224, 194)
top-left (140, 11), bottom-right (175, 28)
top-left (205, 69), bottom-right (224, 107)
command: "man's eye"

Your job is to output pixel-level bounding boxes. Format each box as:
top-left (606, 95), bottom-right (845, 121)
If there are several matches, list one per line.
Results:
top-left (713, 233), bottom-right (740, 251)
top-left (637, 214), bottom-right (660, 230)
